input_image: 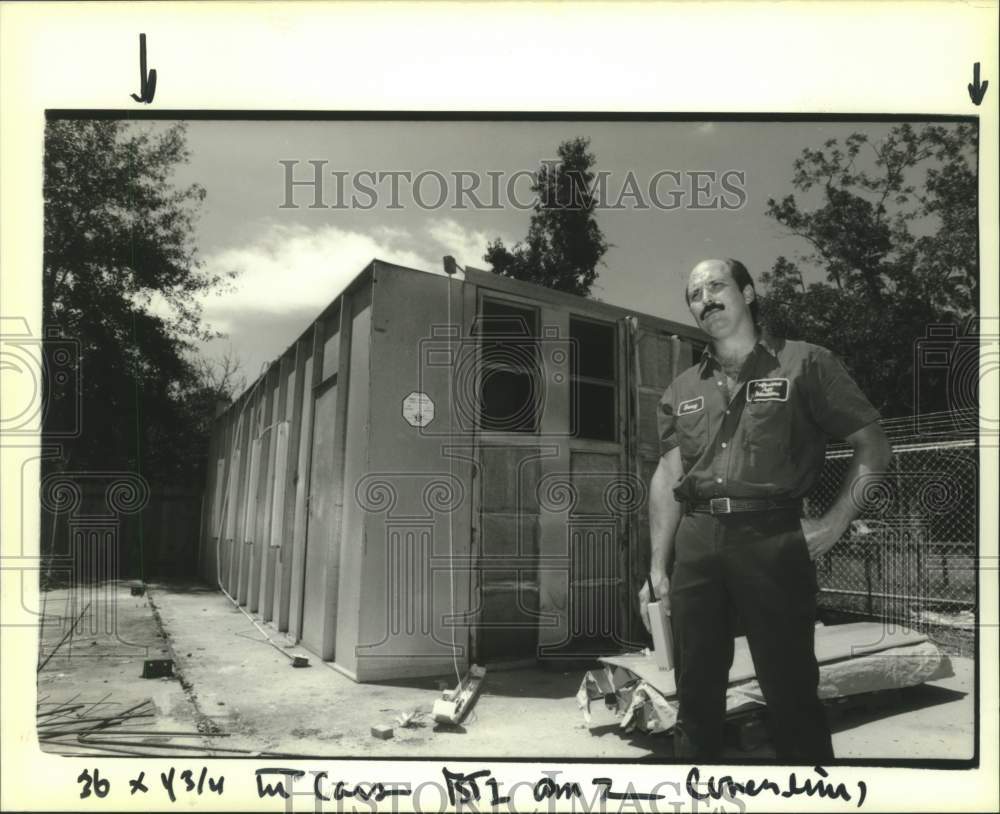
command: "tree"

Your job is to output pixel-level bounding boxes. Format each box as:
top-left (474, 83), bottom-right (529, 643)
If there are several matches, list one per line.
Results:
top-left (761, 123), bottom-right (978, 418)
top-left (485, 137), bottom-right (609, 297)
top-left (192, 349), bottom-right (247, 408)
top-left (43, 119), bottom-right (235, 484)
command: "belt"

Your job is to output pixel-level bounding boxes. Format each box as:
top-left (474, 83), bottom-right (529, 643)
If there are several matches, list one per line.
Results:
top-left (687, 497), bottom-right (802, 515)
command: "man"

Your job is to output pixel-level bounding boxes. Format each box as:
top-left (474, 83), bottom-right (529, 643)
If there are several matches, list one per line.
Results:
top-left (639, 258), bottom-right (892, 763)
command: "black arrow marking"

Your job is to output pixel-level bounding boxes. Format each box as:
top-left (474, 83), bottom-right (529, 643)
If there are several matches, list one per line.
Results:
top-left (968, 62), bottom-right (988, 106)
top-left (130, 33), bottom-right (157, 104)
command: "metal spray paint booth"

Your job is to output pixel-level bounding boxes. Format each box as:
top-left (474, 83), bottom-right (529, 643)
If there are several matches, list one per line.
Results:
top-left (200, 260), bottom-right (704, 681)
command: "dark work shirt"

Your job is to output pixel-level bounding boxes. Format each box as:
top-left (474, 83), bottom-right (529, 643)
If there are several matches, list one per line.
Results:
top-left (657, 334), bottom-right (881, 501)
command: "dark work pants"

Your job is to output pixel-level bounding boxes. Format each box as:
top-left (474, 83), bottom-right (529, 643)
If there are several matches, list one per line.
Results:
top-left (669, 509), bottom-right (834, 763)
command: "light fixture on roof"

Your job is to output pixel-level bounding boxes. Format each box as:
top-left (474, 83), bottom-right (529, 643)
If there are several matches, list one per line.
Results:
top-left (442, 255), bottom-right (462, 276)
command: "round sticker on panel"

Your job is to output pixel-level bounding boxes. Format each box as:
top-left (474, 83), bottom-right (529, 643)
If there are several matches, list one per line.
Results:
top-left (402, 391), bottom-right (434, 427)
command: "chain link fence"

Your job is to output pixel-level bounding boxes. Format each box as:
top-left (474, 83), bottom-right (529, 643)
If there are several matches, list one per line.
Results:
top-left (804, 438), bottom-right (977, 654)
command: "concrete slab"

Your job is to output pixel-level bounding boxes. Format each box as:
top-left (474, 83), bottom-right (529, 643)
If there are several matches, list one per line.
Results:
top-left (37, 581), bottom-right (976, 761)
top-left (830, 658), bottom-right (976, 760)
top-left (35, 585), bottom-right (215, 756)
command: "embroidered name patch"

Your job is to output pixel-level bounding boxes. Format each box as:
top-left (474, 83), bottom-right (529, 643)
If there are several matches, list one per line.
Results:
top-left (747, 378), bottom-right (789, 402)
top-left (677, 396), bottom-right (704, 415)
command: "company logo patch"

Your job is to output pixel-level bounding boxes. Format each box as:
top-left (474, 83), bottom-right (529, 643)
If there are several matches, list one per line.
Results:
top-left (747, 378), bottom-right (789, 402)
top-left (677, 396), bottom-right (704, 416)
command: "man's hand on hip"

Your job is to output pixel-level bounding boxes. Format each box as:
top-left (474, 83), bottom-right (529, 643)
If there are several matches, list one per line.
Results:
top-left (800, 517), bottom-right (842, 560)
top-left (638, 573), bottom-right (671, 633)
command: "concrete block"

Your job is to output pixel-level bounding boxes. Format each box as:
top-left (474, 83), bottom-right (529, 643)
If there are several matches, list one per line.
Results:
top-left (141, 659), bottom-right (174, 679)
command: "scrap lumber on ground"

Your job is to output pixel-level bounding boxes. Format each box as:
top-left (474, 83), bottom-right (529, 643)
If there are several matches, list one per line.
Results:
top-left (433, 665), bottom-right (487, 726)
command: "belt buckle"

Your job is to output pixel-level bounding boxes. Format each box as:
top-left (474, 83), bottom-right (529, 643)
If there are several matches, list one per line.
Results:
top-left (709, 497), bottom-right (732, 515)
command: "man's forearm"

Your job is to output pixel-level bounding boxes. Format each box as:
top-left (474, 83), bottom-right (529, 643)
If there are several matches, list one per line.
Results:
top-left (650, 495), bottom-right (683, 579)
top-left (823, 422), bottom-right (894, 538)
top-left (650, 449), bottom-right (685, 580)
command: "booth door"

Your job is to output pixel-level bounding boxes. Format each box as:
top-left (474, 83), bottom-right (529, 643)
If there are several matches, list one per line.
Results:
top-left (301, 377), bottom-right (339, 658)
top-left (619, 318), bottom-right (696, 647)
top-left (470, 296), bottom-right (694, 662)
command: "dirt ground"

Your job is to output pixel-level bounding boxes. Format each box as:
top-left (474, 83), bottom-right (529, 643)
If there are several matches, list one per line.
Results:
top-left (35, 581), bottom-right (976, 761)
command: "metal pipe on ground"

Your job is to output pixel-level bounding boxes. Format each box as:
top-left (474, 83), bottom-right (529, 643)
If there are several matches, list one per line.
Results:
top-left (37, 603), bottom-right (91, 672)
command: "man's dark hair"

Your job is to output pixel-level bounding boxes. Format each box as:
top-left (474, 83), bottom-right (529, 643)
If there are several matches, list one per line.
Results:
top-left (685, 258), bottom-right (760, 326)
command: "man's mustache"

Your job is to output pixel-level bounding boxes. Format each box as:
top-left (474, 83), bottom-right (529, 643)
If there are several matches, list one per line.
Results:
top-left (701, 303), bottom-right (724, 320)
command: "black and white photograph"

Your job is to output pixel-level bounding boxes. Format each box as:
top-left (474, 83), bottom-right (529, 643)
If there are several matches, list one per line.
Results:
top-left (1, 3), bottom-right (997, 812)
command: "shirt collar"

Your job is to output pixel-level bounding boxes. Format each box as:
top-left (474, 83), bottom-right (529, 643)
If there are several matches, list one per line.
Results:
top-left (699, 330), bottom-right (780, 374)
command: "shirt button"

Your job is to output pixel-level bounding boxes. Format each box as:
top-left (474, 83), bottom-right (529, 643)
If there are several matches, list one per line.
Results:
top-left (717, 381), bottom-right (723, 386)
top-left (721, 442), bottom-right (728, 448)
top-left (715, 477), bottom-right (723, 484)
top-left (725, 409), bottom-right (731, 415)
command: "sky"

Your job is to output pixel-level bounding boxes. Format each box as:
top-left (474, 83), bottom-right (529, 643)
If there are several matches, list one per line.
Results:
top-left (156, 119), bottom-right (908, 379)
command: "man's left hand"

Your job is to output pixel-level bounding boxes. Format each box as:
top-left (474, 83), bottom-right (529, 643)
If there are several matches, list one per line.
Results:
top-left (799, 517), bottom-right (841, 560)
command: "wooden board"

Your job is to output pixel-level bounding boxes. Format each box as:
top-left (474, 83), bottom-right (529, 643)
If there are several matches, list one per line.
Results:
top-left (600, 622), bottom-right (929, 698)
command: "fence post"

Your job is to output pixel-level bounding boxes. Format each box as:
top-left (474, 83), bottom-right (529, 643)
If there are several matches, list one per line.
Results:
top-left (864, 544), bottom-right (874, 616)
top-left (915, 534), bottom-right (924, 624)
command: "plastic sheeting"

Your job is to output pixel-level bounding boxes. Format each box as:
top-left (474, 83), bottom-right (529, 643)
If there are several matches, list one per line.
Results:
top-left (577, 639), bottom-right (954, 735)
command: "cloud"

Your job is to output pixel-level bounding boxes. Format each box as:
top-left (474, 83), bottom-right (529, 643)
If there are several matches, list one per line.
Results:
top-left (369, 224), bottom-right (414, 243)
top-left (187, 218), bottom-right (515, 373)
top-left (197, 222), bottom-right (436, 332)
top-left (426, 217), bottom-right (511, 271)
